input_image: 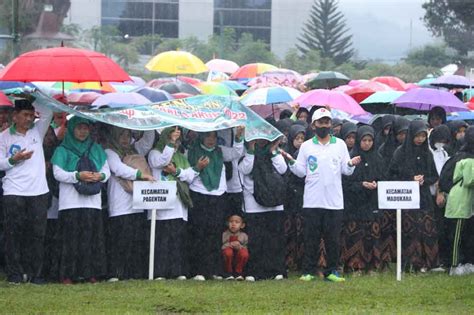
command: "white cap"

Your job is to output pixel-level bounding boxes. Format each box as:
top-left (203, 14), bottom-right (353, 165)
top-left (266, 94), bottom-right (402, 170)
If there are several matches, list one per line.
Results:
top-left (311, 108), bottom-right (332, 123)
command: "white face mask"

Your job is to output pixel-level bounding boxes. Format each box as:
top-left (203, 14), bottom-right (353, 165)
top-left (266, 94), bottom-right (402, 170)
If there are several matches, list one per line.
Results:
top-left (434, 142), bottom-right (445, 150)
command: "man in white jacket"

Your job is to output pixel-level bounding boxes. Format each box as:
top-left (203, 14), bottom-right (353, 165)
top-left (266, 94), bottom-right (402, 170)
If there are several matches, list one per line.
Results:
top-left (0, 98), bottom-right (52, 284)
top-left (282, 108), bottom-right (361, 282)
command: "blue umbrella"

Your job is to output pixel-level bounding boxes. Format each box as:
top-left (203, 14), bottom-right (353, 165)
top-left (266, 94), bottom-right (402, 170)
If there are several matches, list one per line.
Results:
top-left (0, 81), bottom-right (36, 90)
top-left (134, 87), bottom-right (174, 103)
top-left (221, 80), bottom-right (248, 91)
top-left (448, 111), bottom-right (474, 122)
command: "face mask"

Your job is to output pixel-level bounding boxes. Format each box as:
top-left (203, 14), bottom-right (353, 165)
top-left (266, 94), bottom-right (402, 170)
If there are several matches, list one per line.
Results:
top-left (315, 127), bottom-right (330, 138)
top-left (200, 143), bottom-right (215, 152)
top-left (434, 143), bottom-right (445, 150)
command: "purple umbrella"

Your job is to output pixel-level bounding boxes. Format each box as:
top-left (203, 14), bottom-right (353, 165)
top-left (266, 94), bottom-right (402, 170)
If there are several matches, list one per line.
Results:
top-left (393, 88), bottom-right (468, 113)
top-left (92, 92), bottom-right (150, 108)
top-left (431, 75), bottom-right (473, 89)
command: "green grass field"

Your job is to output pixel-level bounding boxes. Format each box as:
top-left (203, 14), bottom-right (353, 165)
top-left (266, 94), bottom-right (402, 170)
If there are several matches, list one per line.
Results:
top-left (0, 272), bottom-right (473, 314)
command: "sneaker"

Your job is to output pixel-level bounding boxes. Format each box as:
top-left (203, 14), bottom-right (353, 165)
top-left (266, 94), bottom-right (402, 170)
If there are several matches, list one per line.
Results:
top-left (192, 275), bottom-right (205, 281)
top-left (299, 274), bottom-right (315, 282)
top-left (450, 265), bottom-right (468, 276)
top-left (176, 276), bottom-right (187, 281)
top-left (463, 263), bottom-right (474, 274)
top-left (274, 274), bottom-right (284, 280)
top-left (245, 276), bottom-right (255, 282)
top-left (30, 277), bottom-right (47, 285)
top-left (61, 278), bottom-right (73, 285)
top-left (235, 275), bottom-right (244, 281)
top-left (7, 274), bottom-right (22, 285)
top-left (212, 275), bottom-right (223, 280)
top-left (154, 277), bottom-right (166, 281)
top-left (430, 266), bottom-right (446, 273)
top-left (107, 277), bottom-right (120, 283)
top-left (225, 276), bottom-right (235, 281)
top-left (420, 267), bottom-right (428, 273)
top-left (326, 271), bottom-right (346, 282)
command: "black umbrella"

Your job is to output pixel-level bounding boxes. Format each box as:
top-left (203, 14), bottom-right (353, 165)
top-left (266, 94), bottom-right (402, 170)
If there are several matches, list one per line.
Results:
top-left (306, 71), bottom-right (350, 89)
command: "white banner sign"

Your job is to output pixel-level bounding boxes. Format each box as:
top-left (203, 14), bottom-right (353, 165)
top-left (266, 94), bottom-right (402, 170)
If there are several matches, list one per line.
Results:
top-left (133, 181), bottom-right (177, 210)
top-left (377, 181), bottom-right (420, 210)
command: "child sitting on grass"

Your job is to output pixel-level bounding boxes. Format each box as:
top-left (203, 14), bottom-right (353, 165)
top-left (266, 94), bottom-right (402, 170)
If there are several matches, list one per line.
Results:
top-left (222, 214), bottom-right (249, 280)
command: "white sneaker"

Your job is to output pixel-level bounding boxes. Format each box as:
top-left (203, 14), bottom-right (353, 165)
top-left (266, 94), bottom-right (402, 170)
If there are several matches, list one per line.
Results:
top-left (274, 274), bottom-right (284, 280)
top-left (212, 275), bottom-right (223, 280)
top-left (463, 263), bottom-right (474, 274)
top-left (245, 276), bottom-right (255, 282)
top-left (107, 277), bottom-right (119, 283)
top-left (235, 275), bottom-right (244, 281)
top-left (192, 275), bottom-right (205, 281)
top-left (225, 276), bottom-right (234, 281)
top-left (176, 276), bottom-right (187, 281)
top-left (154, 277), bottom-right (166, 281)
top-left (420, 267), bottom-right (428, 273)
top-left (449, 265), bottom-right (467, 276)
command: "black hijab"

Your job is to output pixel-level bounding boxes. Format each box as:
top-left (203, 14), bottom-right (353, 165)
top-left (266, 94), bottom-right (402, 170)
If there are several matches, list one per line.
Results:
top-left (429, 124), bottom-right (451, 150)
top-left (378, 116), bottom-right (409, 160)
top-left (287, 124), bottom-right (306, 156)
top-left (446, 120), bottom-right (468, 155)
top-left (340, 122), bottom-right (357, 140)
top-left (427, 106), bottom-right (447, 128)
top-left (399, 120), bottom-right (432, 176)
top-left (351, 125), bottom-right (384, 181)
top-left (374, 114), bottom-right (395, 148)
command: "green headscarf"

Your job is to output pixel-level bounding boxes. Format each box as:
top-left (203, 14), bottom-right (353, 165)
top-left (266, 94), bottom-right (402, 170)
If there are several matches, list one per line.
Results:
top-left (155, 126), bottom-right (193, 208)
top-left (51, 116), bottom-right (107, 172)
top-left (187, 131), bottom-right (223, 192)
top-left (105, 126), bottom-right (137, 158)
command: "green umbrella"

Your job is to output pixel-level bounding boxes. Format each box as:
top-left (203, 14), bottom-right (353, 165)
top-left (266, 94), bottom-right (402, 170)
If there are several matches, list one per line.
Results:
top-left (306, 71), bottom-right (350, 89)
top-left (360, 91), bottom-right (405, 104)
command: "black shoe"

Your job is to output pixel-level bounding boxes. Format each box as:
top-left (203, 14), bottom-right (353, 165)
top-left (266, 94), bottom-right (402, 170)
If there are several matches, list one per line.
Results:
top-left (7, 274), bottom-right (22, 285)
top-left (30, 277), bottom-right (47, 285)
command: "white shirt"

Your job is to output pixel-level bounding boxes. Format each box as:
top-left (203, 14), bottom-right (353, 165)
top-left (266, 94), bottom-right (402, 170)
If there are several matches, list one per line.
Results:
top-left (429, 146), bottom-right (449, 195)
top-left (0, 103), bottom-right (53, 196)
top-left (148, 145), bottom-right (199, 221)
top-left (54, 162), bottom-right (110, 211)
top-left (189, 141), bottom-right (244, 196)
top-left (106, 130), bottom-right (155, 217)
top-left (238, 151), bottom-right (287, 213)
top-left (289, 136), bottom-right (355, 210)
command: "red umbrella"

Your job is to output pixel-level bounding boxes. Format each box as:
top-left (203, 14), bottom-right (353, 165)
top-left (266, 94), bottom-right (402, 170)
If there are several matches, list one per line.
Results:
top-left (371, 76), bottom-right (406, 91)
top-left (230, 63), bottom-right (278, 79)
top-left (0, 91), bottom-right (13, 107)
top-left (0, 47), bottom-right (130, 82)
top-left (172, 92), bottom-right (193, 99)
top-left (346, 81), bottom-right (393, 103)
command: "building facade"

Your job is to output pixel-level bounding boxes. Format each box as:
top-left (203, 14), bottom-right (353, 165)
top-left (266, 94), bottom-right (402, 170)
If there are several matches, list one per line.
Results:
top-left (65, 0), bottom-right (313, 58)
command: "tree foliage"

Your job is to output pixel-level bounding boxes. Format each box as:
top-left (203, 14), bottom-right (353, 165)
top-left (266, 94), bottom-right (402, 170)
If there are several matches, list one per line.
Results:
top-left (404, 44), bottom-right (455, 68)
top-left (297, 0), bottom-right (354, 65)
top-left (423, 0), bottom-right (474, 56)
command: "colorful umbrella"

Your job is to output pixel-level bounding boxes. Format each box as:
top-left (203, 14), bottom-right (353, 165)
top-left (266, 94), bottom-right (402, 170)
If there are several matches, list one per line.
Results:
top-left (178, 76), bottom-right (202, 86)
top-left (196, 82), bottom-right (237, 96)
top-left (306, 71), bottom-right (350, 89)
top-left (0, 47), bottom-right (130, 82)
top-left (371, 76), bottom-right (406, 91)
top-left (172, 93), bottom-right (193, 99)
top-left (0, 81), bottom-right (36, 90)
top-left (67, 91), bottom-right (102, 105)
top-left (431, 74), bottom-right (473, 89)
top-left (134, 87), bottom-right (174, 103)
top-left (249, 104), bottom-right (293, 119)
top-left (230, 63), bottom-right (278, 79)
top-left (241, 87), bottom-right (302, 106)
top-left (205, 59), bottom-right (239, 74)
top-left (393, 88), bottom-right (469, 112)
top-left (0, 91), bottom-right (13, 107)
top-left (91, 92), bottom-right (150, 109)
top-left (346, 81), bottom-right (393, 103)
top-left (52, 81), bottom-right (117, 93)
top-left (145, 50), bottom-right (208, 74)
top-left (294, 89), bottom-right (367, 115)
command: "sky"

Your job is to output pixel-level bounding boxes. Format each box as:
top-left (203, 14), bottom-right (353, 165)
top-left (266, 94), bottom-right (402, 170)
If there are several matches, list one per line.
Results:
top-left (337, 0), bottom-right (438, 61)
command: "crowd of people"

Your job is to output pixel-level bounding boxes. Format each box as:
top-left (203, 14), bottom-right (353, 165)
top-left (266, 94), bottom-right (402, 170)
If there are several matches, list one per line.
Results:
top-left (0, 96), bottom-right (473, 285)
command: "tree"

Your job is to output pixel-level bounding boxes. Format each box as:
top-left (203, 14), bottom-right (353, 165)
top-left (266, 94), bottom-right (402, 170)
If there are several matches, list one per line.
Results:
top-left (404, 44), bottom-right (455, 68)
top-left (297, 0), bottom-right (354, 65)
top-left (231, 33), bottom-right (276, 65)
top-left (423, 0), bottom-right (474, 56)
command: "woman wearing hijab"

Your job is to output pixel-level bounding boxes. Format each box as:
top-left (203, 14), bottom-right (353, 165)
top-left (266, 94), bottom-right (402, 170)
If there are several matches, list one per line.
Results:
top-left (283, 124), bottom-right (306, 271)
top-left (275, 118), bottom-right (293, 151)
top-left (340, 122), bottom-right (358, 151)
top-left (239, 138), bottom-right (288, 281)
top-left (445, 120), bottom-right (468, 156)
top-left (51, 117), bottom-right (110, 284)
top-left (428, 124), bottom-right (451, 270)
top-left (148, 126), bottom-right (205, 280)
top-left (104, 127), bottom-right (155, 282)
top-left (341, 126), bottom-right (384, 274)
top-left (187, 129), bottom-right (244, 281)
top-left (374, 115), bottom-right (395, 149)
top-left (388, 120), bottom-right (439, 272)
top-left (331, 118), bottom-right (343, 138)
